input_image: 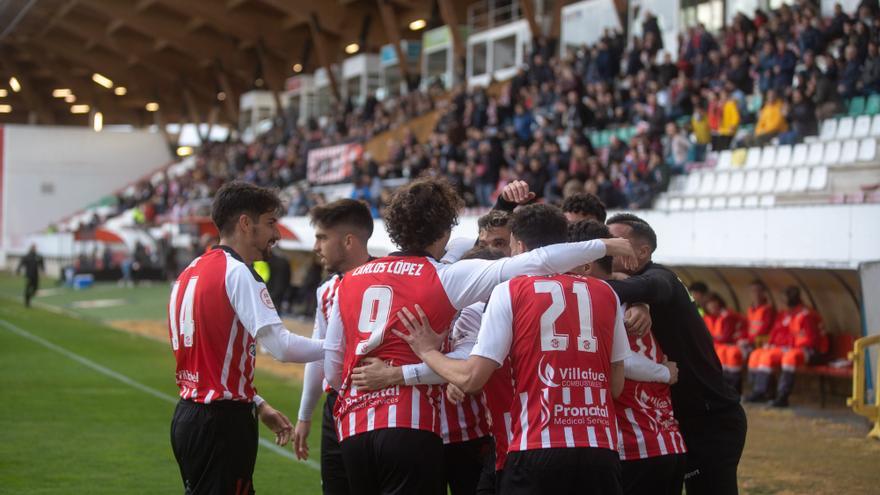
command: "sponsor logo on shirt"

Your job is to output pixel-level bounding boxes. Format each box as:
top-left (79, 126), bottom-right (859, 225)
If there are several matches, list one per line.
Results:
top-left (176, 369), bottom-right (200, 385)
top-left (537, 357), bottom-right (607, 388)
top-left (343, 385), bottom-right (401, 412)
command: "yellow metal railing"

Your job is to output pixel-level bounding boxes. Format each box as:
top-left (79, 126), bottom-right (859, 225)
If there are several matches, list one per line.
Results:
top-left (847, 335), bottom-right (880, 440)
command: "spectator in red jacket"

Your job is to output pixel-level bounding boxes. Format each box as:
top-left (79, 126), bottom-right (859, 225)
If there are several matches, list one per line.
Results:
top-left (746, 286), bottom-right (824, 407)
top-left (703, 292), bottom-right (746, 393)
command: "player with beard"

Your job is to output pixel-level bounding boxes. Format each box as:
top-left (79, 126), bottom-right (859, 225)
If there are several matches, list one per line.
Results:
top-left (322, 178), bottom-right (637, 495)
top-left (604, 213), bottom-right (746, 495)
top-left (569, 220), bottom-right (687, 495)
top-left (393, 204), bottom-right (631, 495)
top-left (168, 181), bottom-right (326, 494)
top-left (293, 199), bottom-right (374, 495)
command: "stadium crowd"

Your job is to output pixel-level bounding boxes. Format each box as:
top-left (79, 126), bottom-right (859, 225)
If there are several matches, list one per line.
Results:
top-left (106, 1), bottom-right (880, 228)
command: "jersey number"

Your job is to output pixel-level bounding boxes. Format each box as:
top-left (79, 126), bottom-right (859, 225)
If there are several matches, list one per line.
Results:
top-left (169, 277), bottom-right (198, 350)
top-left (534, 280), bottom-right (597, 353)
top-left (355, 285), bottom-right (393, 355)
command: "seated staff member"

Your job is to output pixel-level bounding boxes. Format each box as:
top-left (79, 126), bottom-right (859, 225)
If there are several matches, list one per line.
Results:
top-left (604, 214), bottom-right (746, 495)
top-left (703, 292), bottom-right (747, 393)
top-left (746, 286), bottom-right (825, 408)
top-left (392, 205), bottom-right (631, 495)
top-left (742, 280), bottom-right (776, 354)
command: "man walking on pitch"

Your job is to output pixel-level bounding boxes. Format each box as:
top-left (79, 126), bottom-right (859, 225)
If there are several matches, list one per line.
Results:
top-left (293, 199), bottom-right (374, 495)
top-left (168, 181), bottom-right (326, 495)
top-left (16, 244), bottom-right (44, 308)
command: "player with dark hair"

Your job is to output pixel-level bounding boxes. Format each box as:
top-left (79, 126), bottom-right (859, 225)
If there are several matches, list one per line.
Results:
top-left (293, 199), bottom-right (375, 495)
top-left (391, 205), bottom-right (631, 495)
top-left (169, 181), bottom-right (326, 494)
top-left (570, 220), bottom-right (686, 495)
top-left (603, 213), bottom-right (746, 495)
top-left (477, 210), bottom-right (513, 256)
top-left (322, 178), bottom-right (637, 495)
top-left (562, 192), bottom-right (608, 223)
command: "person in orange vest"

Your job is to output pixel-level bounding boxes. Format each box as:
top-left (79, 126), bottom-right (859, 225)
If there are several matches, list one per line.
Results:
top-left (740, 280), bottom-right (776, 356)
top-left (745, 286), bottom-right (824, 407)
top-left (703, 292), bottom-right (746, 394)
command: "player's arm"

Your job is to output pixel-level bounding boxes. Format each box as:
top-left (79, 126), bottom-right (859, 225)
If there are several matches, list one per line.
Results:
top-left (226, 263), bottom-right (325, 363)
top-left (438, 238), bottom-right (636, 309)
top-left (323, 293), bottom-right (346, 390)
top-left (441, 237), bottom-right (478, 264)
top-left (607, 268), bottom-right (676, 306)
top-left (610, 297), bottom-right (633, 399)
top-left (624, 353), bottom-right (676, 384)
top-left (294, 283), bottom-right (332, 460)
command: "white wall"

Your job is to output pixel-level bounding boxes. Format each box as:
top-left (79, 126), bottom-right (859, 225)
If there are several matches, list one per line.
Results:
top-left (278, 203), bottom-right (880, 269)
top-left (560, 0), bottom-right (623, 53)
top-left (0, 125), bottom-right (171, 255)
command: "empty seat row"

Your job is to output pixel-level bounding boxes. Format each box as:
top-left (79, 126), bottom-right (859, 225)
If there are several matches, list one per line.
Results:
top-left (716, 138), bottom-right (877, 170)
top-left (681, 166), bottom-right (828, 196)
top-left (658, 195), bottom-right (777, 211)
top-left (819, 114), bottom-right (880, 141)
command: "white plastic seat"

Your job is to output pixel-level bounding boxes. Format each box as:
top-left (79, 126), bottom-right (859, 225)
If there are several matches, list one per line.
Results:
top-left (668, 198), bottom-right (683, 211)
top-left (806, 142), bottom-right (825, 166)
top-left (836, 117), bottom-right (854, 140)
top-left (668, 175), bottom-right (688, 193)
top-left (760, 195), bottom-right (776, 207)
top-left (713, 172), bottom-right (730, 194)
top-left (717, 150), bottom-right (733, 170)
top-left (697, 197), bottom-right (711, 209)
top-left (791, 167), bottom-right (810, 192)
top-left (699, 173), bottom-right (716, 195)
top-left (711, 197), bottom-right (727, 209)
top-left (743, 170), bottom-right (761, 193)
top-left (859, 138), bottom-right (877, 161)
top-left (746, 147), bottom-right (762, 168)
top-left (853, 115), bottom-right (872, 138)
top-left (819, 118), bottom-right (838, 140)
top-left (682, 197), bottom-right (697, 210)
top-left (840, 139), bottom-right (859, 164)
top-left (727, 196), bottom-right (744, 208)
top-left (743, 196), bottom-right (760, 208)
top-left (728, 171), bottom-right (745, 194)
top-left (774, 145), bottom-right (792, 167)
top-left (684, 173), bottom-right (701, 196)
top-left (871, 115), bottom-right (880, 137)
top-left (774, 168), bottom-right (794, 193)
top-left (654, 197), bottom-right (669, 210)
top-left (758, 169), bottom-right (776, 193)
top-left (759, 146), bottom-right (777, 168)
top-left (789, 143), bottom-right (809, 167)
top-left (809, 166), bottom-right (828, 190)
top-left (822, 140), bottom-right (842, 165)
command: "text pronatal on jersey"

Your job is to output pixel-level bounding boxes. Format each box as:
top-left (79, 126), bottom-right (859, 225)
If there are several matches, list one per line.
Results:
top-left (351, 260), bottom-right (425, 277)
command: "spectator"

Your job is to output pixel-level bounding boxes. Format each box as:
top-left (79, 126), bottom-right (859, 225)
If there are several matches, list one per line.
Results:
top-left (690, 106), bottom-right (711, 162)
top-left (859, 41), bottom-right (880, 94)
top-left (663, 122), bottom-right (690, 174)
top-left (743, 89), bottom-right (788, 146)
top-left (779, 88), bottom-right (818, 144)
top-left (713, 88), bottom-right (741, 151)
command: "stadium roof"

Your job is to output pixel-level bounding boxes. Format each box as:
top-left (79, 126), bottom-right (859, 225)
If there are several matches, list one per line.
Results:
top-left (0, 0), bottom-right (462, 127)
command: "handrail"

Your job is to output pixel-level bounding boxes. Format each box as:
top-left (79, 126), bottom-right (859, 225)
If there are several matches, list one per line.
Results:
top-left (847, 334), bottom-right (880, 440)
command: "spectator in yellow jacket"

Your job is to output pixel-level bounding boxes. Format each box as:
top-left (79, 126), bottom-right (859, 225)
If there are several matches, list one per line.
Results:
top-left (689, 106), bottom-right (711, 162)
top-left (743, 89), bottom-right (788, 147)
top-left (712, 88), bottom-right (740, 151)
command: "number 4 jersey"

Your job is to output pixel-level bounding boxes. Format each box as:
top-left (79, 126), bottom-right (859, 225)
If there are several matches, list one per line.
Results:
top-left (471, 273), bottom-right (631, 454)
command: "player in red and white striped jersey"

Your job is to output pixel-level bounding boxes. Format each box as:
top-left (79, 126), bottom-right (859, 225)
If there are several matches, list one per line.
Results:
top-left (323, 179), bottom-right (636, 495)
top-left (394, 204), bottom-right (631, 495)
top-left (293, 199), bottom-right (374, 495)
top-left (568, 220), bottom-right (687, 495)
top-left (169, 182), bottom-right (325, 495)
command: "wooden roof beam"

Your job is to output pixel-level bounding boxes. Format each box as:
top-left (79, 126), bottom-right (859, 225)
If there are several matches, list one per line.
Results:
top-left (0, 47), bottom-right (56, 124)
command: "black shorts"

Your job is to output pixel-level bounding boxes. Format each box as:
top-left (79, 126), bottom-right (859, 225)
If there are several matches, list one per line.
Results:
top-left (621, 454), bottom-right (687, 495)
top-left (321, 391), bottom-right (350, 495)
top-left (679, 404), bottom-right (748, 495)
top-left (170, 399), bottom-right (258, 495)
top-left (501, 447), bottom-right (622, 495)
top-left (340, 428), bottom-right (444, 495)
top-left (443, 436), bottom-right (493, 495)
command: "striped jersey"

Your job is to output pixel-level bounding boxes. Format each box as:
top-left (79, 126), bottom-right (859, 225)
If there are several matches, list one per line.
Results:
top-left (614, 329), bottom-right (687, 460)
top-left (168, 246), bottom-right (282, 404)
top-left (471, 274), bottom-right (630, 454)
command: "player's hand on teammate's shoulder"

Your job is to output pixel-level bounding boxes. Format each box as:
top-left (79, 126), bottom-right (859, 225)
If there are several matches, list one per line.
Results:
top-left (392, 305), bottom-right (448, 358)
top-left (257, 401), bottom-right (294, 447)
top-left (292, 420), bottom-right (311, 460)
top-left (662, 359), bottom-right (679, 385)
top-left (501, 180), bottom-right (536, 205)
top-left (446, 384), bottom-right (466, 404)
top-left (352, 357), bottom-right (402, 391)
top-left (601, 238), bottom-right (638, 271)
top-left (624, 304), bottom-right (651, 336)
